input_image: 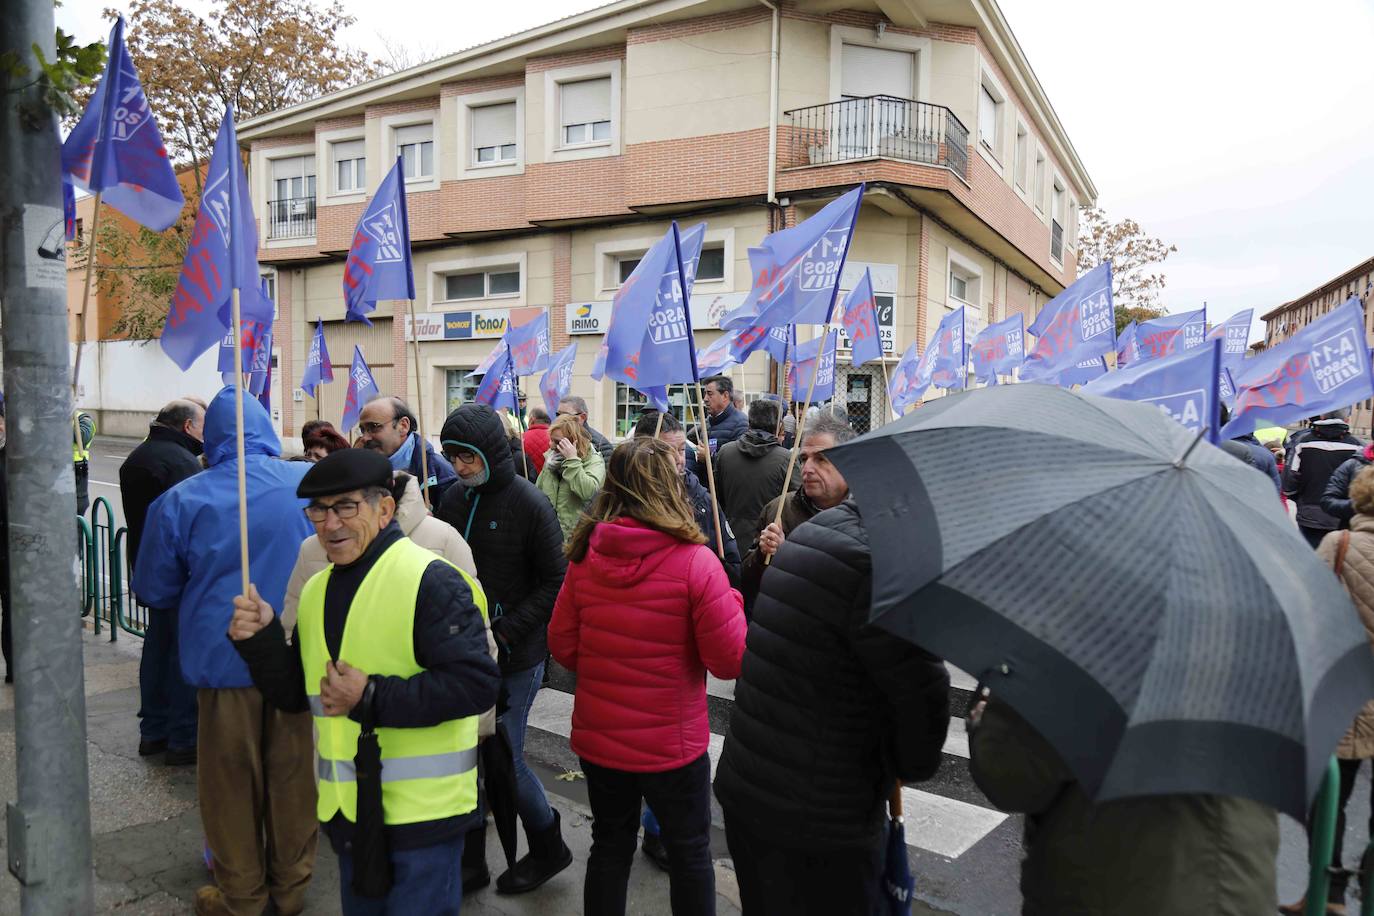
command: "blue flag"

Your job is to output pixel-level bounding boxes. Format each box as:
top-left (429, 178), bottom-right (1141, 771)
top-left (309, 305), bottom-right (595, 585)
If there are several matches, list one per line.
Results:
top-left (218, 278), bottom-right (274, 384)
top-left (840, 269), bottom-right (883, 366)
top-left (61, 17), bottom-right (184, 231)
top-left (721, 185), bottom-right (864, 330)
top-left (1019, 263), bottom-right (1115, 382)
top-left (62, 177), bottom-right (78, 241)
top-left (475, 345), bottom-right (520, 413)
top-left (1207, 308), bottom-right (1253, 371)
top-left (1084, 339), bottom-right (1222, 443)
top-left (593, 222), bottom-right (698, 388)
top-left (343, 157), bottom-right (414, 324)
top-left (676, 222), bottom-right (707, 295)
top-left (258, 358), bottom-right (273, 415)
top-left (540, 343), bottom-right (578, 417)
top-left (1221, 297), bottom-right (1374, 439)
top-left (786, 329), bottom-right (838, 402)
top-left (1135, 307), bottom-right (1207, 362)
top-left (639, 386), bottom-right (671, 413)
top-left (505, 311), bottom-right (552, 376)
top-left (970, 313), bottom-right (1025, 384)
top-left (162, 107), bottom-right (269, 370)
top-left (301, 318), bottom-right (333, 397)
top-left (1218, 365), bottom-right (1237, 407)
top-left (697, 334), bottom-right (738, 375)
top-left (341, 346), bottom-right (380, 433)
top-left (931, 307), bottom-right (967, 390)
top-left (1116, 321), bottom-right (1139, 367)
top-left (724, 322), bottom-right (792, 367)
top-left (888, 342), bottom-right (925, 416)
top-left (1048, 357), bottom-right (1109, 388)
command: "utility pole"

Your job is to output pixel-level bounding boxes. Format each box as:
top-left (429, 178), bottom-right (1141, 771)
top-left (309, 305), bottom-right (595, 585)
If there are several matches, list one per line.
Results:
top-left (0, 1), bottom-right (96, 911)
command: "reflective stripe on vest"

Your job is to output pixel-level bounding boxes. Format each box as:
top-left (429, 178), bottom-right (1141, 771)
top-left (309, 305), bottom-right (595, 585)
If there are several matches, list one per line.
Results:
top-left (298, 536), bottom-right (488, 827)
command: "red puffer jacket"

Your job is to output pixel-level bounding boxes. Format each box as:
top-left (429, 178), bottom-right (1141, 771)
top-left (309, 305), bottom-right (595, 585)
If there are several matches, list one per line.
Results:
top-left (548, 517), bottom-right (746, 772)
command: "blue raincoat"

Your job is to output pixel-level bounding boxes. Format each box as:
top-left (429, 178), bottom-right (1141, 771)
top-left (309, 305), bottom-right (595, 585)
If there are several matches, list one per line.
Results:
top-left (133, 387), bottom-right (312, 688)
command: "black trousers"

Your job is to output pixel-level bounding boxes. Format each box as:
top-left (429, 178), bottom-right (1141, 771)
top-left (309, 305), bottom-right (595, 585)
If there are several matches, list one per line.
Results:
top-left (1300, 525), bottom-right (1333, 549)
top-left (725, 814), bottom-right (884, 916)
top-left (1311, 758), bottom-right (1374, 900)
top-left (581, 753), bottom-right (714, 916)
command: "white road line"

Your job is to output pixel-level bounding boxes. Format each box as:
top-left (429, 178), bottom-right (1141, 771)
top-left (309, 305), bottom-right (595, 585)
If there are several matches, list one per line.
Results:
top-left (527, 689), bottom-right (1002, 858)
top-left (90, 480), bottom-right (121, 488)
top-left (948, 664), bottom-right (978, 692)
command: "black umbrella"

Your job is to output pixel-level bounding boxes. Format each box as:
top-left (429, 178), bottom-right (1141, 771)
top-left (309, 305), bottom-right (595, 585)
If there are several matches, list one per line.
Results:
top-left (350, 691), bottom-right (392, 898)
top-left (827, 383), bottom-right (1374, 820)
top-left (483, 718), bottom-right (520, 868)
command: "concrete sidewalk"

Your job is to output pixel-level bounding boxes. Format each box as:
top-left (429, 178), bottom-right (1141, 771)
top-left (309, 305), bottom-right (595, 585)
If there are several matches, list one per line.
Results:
top-left (0, 629), bottom-right (952, 914)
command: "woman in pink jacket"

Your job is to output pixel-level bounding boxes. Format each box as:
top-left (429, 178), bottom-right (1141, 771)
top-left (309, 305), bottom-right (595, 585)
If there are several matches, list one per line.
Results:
top-left (548, 436), bottom-right (746, 916)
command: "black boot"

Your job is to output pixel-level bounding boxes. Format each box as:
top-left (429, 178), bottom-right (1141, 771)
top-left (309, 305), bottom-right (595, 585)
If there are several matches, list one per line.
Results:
top-left (495, 808), bottom-right (572, 895)
top-left (462, 822), bottom-right (490, 894)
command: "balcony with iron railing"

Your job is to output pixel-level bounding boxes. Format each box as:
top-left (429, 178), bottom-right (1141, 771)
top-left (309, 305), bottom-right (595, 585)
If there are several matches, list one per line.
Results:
top-left (266, 195), bottom-right (317, 240)
top-left (782, 95), bottom-right (970, 180)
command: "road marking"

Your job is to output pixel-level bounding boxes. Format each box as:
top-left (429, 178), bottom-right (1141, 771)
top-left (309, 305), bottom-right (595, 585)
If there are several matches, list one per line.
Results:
top-left (528, 688), bottom-right (1001, 857)
top-left (91, 480), bottom-right (121, 488)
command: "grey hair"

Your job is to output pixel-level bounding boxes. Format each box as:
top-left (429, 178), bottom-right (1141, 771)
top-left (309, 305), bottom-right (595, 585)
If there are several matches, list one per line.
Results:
top-left (156, 399), bottom-right (201, 431)
top-left (801, 412), bottom-right (856, 447)
top-left (559, 395), bottom-right (589, 416)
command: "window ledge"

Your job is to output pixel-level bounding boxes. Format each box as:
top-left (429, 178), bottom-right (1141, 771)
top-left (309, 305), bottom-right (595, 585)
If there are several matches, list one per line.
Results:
top-left (976, 142), bottom-right (1002, 171)
top-left (468, 159), bottom-right (521, 171)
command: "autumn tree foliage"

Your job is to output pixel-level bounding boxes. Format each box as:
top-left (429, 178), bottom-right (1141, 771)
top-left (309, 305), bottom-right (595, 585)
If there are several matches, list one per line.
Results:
top-left (1075, 207), bottom-right (1179, 333)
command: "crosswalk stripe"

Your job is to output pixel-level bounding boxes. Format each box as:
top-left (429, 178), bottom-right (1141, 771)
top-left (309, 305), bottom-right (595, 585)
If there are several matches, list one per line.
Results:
top-left (526, 688), bottom-right (1004, 858)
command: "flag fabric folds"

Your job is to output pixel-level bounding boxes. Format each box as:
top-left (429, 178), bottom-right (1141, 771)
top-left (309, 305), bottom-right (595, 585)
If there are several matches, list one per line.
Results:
top-left (475, 345), bottom-right (519, 413)
top-left (505, 311), bottom-right (552, 376)
top-left (888, 342), bottom-right (926, 417)
top-left (1019, 262), bottom-right (1115, 383)
top-left (931, 307), bottom-right (967, 390)
top-left (696, 334), bottom-right (738, 375)
top-left (469, 341), bottom-right (504, 379)
top-left (161, 107), bottom-right (268, 370)
top-left (301, 318), bottom-right (334, 398)
top-left (1221, 298), bottom-right (1374, 438)
top-left (721, 185), bottom-right (864, 330)
top-left (62, 177), bottom-right (78, 241)
top-left (840, 269), bottom-right (883, 367)
top-left (639, 386), bottom-right (671, 413)
top-left (1116, 321), bottom-right (1139, 368)
top-left (61, 16), bottom-right (184, 231)
top-left (540, 343), bottom-right (578, 417)
top-left (1134, 307), bottom-right (1207, 362)
top-left (970, 314), bottom-right (1025, 385)
top-left (1207, 308), bottom-right (1254, 371)
top-left (343, 157), bottom-right (414, 325)
top-left (1083, 339), bottom-right (1222, 443)
top-left (786, 329), bottom-right (838, 403)
top-left (341, 346), bottom-right (380, 433)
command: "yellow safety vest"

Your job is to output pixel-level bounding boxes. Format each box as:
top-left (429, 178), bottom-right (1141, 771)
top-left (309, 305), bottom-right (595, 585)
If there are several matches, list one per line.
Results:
top-left (299, 536), bottom-right (487, 826)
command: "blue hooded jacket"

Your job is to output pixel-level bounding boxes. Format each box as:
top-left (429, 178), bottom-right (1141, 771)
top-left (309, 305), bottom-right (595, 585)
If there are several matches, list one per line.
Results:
top-left (133, 387), bottom-right (312, 688)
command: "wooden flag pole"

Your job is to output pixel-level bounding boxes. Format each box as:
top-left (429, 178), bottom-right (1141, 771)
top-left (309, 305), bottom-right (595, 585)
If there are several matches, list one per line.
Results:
top-left (406, 299), bottom-right (432, 509)
top-left (766, 325), bottom-right (830, 566)
top-left (653, 409), bottom-right (665, 438)
top-left (691, 380), bottom-right (727, 560)
top-left (876, 348), bottom-right (893, 427)
top-left (70, 191), bottom-right (103, 393)
top-left (230, 286), bottom-right (251, 597)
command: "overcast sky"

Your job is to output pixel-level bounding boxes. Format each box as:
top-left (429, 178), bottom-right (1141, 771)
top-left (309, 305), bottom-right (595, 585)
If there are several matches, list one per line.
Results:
top-left (58, 0), bottom-right (1374, 342)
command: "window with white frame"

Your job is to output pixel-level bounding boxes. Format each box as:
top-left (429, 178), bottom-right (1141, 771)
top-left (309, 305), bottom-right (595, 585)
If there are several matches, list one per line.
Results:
top-left (615, 256), bottom-right (641, 286)
top-left (1033, 147), bottom-right (1047, 212)
top-left (560, 77), bottom-right (612, 147)
top-left (1014, 124), bottom-right (1029, 191)
top-left (949, 260), bottom-right (982, 310)
top-left (395, 123), bottom-right (434, 181)
top-left (271, 155), bottom-right (315, 203)
top-left (445, 369), bottom-right (480, 414)
top-left (1067, 196), bottom-right (1078, 250)
top-left (840, 43), bottom-right (915, 98)
top-left (440, 266), bottom-right (521, 302)
top-left (695, 245), bottom-right (725, 282)
top-left (978, 81), bottom-right (1003, 157)
top-left (331, 139), bottom-right (365, 194)
top-left (1050, 177), bottom-right (1066, 263)
top-left (472, 102), bottom-right (517, 165)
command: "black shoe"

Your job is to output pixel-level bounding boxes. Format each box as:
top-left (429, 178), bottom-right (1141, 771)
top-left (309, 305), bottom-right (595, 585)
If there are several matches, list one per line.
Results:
top-left (165, 746), bottom-right (197, 766)
top-left (138, 738), bottom-right (167, 757)
top-left (641, 831), bottom-right (670, 872)
top-left (462, 863), bottom-right (491, 894)
top-left (495, 808), bottom-right (573, 895)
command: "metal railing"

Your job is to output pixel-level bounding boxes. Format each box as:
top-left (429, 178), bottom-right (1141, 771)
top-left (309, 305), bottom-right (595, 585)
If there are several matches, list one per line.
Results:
top-left (266, 195), bottom-right (317, 240)
top-left (783, 95), bottom-right (970, 180)
top-left (77, 498), bottom-right (147, 641)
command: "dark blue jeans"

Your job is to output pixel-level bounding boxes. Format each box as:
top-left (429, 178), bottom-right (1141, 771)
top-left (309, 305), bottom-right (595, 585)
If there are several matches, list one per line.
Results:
top-left (338, 835), bottom-right (464, 915)
top-left (138, 607), bottom-right (197, 749)
top-left (502, 661), bottom-right (555, 835)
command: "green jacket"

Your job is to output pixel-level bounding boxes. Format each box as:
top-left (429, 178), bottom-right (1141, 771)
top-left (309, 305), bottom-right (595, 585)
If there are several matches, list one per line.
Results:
top-left (536, 448), bottom-right (605, 541)
top-left (969, 700), bottom-right (1278, 916)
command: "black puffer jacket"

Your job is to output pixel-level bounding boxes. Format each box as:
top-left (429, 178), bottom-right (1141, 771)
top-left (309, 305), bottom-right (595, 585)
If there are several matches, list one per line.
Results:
top-left (716, 429), bottom-right (792, 546)
top-left (714, 500), bottom-right (950, 849)
top-left (437, 404), bottom-right (567, 674)
top-left (689, 404), bottom-right (748, 480)
top-left (1283, 422), bottom-right (1362, 531)
top-left (1322, 446), bottom-right (1374, 524)
top-left (119, 423), bottom-right (203, 571)
top-left (684, 468), bottom-right (741, 589)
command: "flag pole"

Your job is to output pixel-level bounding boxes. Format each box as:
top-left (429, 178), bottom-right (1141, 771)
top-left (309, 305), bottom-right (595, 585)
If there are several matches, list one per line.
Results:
top-left (230, 286), bottom-right (251, 597)
top-left (691, 381), bottom-right (726, 559)
top-left (653, 409), bottom-right (665, 438)
top-left (406, 299), bottom-right (431, 509)
top-left (506, 344), bottom-right (530, 480)
top-left (766, 325), bottom-right (830, 565)
top-left (70, 191), bottom-right (103, 394)
top-left (876, 347), bottom-right (893, 428)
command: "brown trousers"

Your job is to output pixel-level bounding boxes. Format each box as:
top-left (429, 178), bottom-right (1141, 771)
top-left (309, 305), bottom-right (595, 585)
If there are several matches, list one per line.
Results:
top-left (198, 686), bottom-right (318, 916)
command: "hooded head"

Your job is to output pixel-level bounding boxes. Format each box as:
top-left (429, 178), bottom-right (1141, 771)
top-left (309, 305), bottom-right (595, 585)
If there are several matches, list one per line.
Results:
top-left (203, 386), bottom-right (282, 467)
top-left (439, 403), bottom-right (514, 494)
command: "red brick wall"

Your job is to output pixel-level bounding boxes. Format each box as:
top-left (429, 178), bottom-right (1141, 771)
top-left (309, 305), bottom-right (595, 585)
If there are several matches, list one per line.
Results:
top-left (441, 75), bottom-right (525, 97)
top-left (527, 45), bottom-right (625, 73)
top-left (318, 115), bottom-right (364, 132)
top-left (625, 128), bottom-right (769, 207)
top-left (917, 214), bottom-right (930, 347)
top-left (627, 7), bottom-right (771, 43)
top-left (525, 156), bottom-right (631, 222)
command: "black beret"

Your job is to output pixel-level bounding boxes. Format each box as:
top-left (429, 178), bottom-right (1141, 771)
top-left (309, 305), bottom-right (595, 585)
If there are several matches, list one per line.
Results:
top-left (297, 448), bottom-right (392, 499)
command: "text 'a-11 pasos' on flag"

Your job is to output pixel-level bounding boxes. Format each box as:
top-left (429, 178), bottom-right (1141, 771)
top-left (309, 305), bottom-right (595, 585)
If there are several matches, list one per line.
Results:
top-left (161, 106), bottom-right (270, 370)
top-left (61, 16), bottom-right (184, 231)
top-left (1020, 262), bottom-right (1115, 383)
top-left (931, 306), bottom-right (968, 390)
top-left (475, 344), bottom-right (519, 412)
top-left (540, 343), bottom-right (578, 417)
top-left (970, 313), bottom-right (1025, 385)
top-left (840, 268), bottom-right (883, 367)
top-left (721, 185), bottom-right (864, 330)
top-left (888, 342), bottom-right (926, 417)
top-left (786, 328), bottom-right (838, 403)
top-left (1221, 297), bottom-right (1374, 439)
top-left (1207, 308), bottom-right (1253, 370)
top-left (1083, 338), bottom-right (1222, 443)
top-left (505, 311), bottom-right (552, 376)
top-left (300, 318), bottom-right (333, 398)
top-left (592, 222), bottom-right (701, 388)
top-left (341, 346), bottom-right (380, 433)
top-left (1134, 307), bottom-right (1207, 362)
top-left (343, 157), bottom-right (414, 325)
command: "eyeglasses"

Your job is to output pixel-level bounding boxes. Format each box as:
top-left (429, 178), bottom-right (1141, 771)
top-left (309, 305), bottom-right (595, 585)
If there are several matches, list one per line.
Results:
top-left (358, 419), bottom-right (398, 435)
top-left (445, 448), bottom-right (478, 464)
top-left (556, 410), bottom-right (578, 418)
top-left (304, 500), bottom-right (364, 522)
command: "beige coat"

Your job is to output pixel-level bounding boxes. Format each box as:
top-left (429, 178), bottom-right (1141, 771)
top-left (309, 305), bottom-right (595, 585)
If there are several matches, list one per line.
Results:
top-left (283, 474), bottom-right (496, 735)
top-left (1318, 513), bottom-right (1374, 759)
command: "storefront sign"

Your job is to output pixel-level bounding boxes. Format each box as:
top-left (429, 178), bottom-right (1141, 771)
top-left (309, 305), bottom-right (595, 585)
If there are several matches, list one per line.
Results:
top-left (565, 291), bottom-right (749, 336)
top-left (407, 306), bottom-right (543, 342)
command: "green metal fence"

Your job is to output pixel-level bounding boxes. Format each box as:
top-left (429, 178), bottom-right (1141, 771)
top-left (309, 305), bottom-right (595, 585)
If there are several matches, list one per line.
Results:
top-left (77, 497), bottom-right (147, 641)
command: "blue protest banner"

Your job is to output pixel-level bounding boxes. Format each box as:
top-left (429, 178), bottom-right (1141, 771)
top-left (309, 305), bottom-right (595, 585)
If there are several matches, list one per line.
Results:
top-left (697, 334), bottom-right (738, 375)
top-left (540, 343), bottom-right (578, 417)
top-left (1019, 262), bottom-right (1115, 382)
top-left (1116, 321), bottom-right (1139, 367)
top-left (1207, 308), bottom-right (1253, 370)
top-left (506, 311), bottom-right (552, 376)
top-left (888, 342), bottom-right (925, 416)
top-left (1084, 338), bottom-right (1221, 442)
top-left (786, 329), bottom-right (838, 402)
top-left (341, 346), bottom-right (380, 432)
top-left (970, 314), bottom-right (1024, 384)
top-left (474, 344), bottom-right (520, 413)
top-left (840, 269), bottom-right (883, 366)
top-left (931, 306), bottom-right (967, 390)
top-left (343, 157), bottom-right (414, 325)
top-left (1135, 307), bottom-right (1207, 362)
top-left (300, 318), bottom-right (334, 398)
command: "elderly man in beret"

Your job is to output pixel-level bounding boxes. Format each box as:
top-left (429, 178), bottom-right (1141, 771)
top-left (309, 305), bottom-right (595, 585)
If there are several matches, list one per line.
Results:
top-left (229, 448), bottom-right (499, 914)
